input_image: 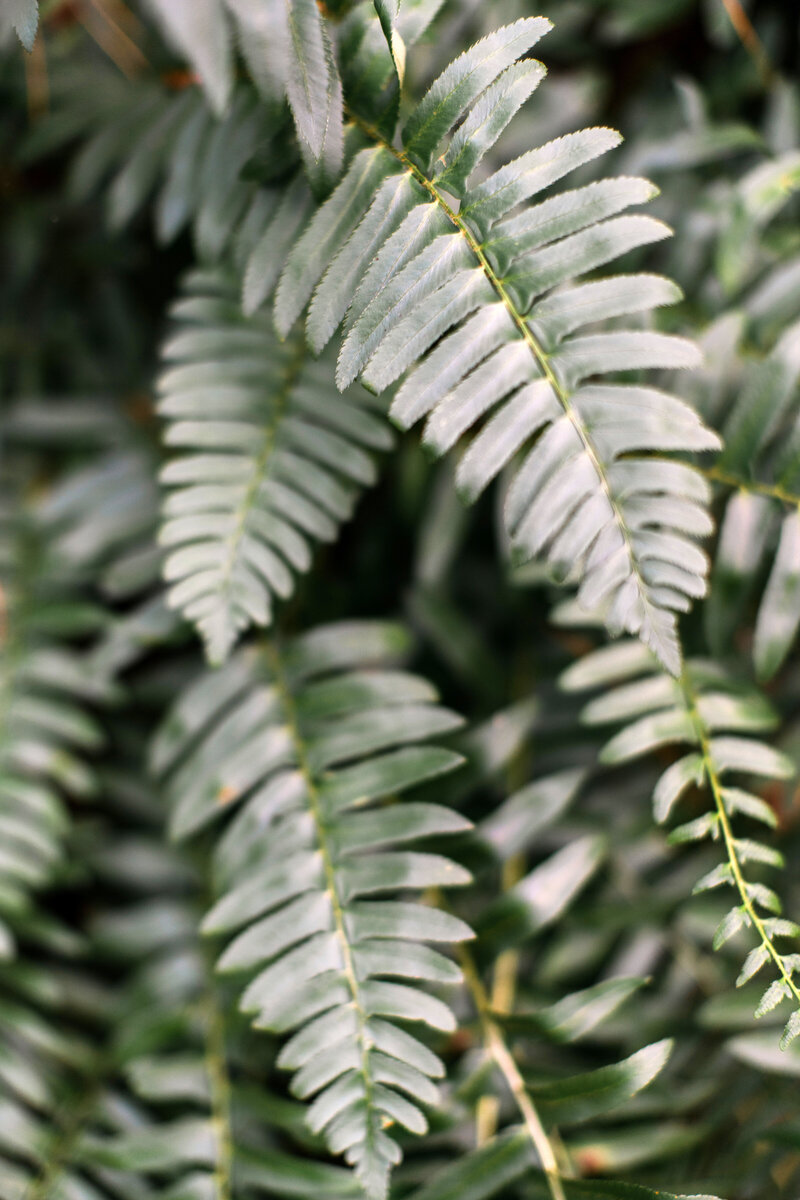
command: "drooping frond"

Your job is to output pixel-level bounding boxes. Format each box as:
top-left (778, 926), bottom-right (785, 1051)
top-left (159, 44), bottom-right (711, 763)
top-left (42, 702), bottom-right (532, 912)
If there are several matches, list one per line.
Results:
top-left (157, 268), bottom-right (393, 664)
top-left (0, 758), bottom-right (358, 1200)
top-left (272, 19), bottom-right (720, 674)
top-left (0, 914), bottom-right (109, 1199)
top-left (562, 641), bottom-right (800, 1047)
top-left (152, 619), bottom-right (473, 1199)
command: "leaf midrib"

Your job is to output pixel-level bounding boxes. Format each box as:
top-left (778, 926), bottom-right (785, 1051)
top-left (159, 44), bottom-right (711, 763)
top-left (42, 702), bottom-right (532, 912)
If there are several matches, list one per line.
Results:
top-left (679, 669), bottom-right (800, 1017)
top-left (216, 335), bottom-right (308, 604)
top-left (266, 642), bottom-right (379, 1155)
top-left (346, 111), bottom-right (659, 653)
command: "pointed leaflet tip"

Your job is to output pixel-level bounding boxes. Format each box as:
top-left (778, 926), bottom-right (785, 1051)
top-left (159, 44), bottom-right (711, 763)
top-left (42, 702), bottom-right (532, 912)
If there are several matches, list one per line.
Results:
top-left (9, 0), bottom-right (38, 51)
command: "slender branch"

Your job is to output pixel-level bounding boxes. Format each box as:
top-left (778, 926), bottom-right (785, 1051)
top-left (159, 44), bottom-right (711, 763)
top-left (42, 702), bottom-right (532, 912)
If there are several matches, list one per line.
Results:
top-left (24, 32), bottom-right (49, 119)
top-left (458, 944), bottom-right (568, 1200)
top-left (76, 0), bottom-right (149, 77)
top-left (477, 854), bottom-right (524, 1145)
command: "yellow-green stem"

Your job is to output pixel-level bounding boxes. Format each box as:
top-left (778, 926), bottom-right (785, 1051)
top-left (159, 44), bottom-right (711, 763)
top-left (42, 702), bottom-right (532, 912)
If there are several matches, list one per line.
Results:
top-left (203, 988), bottom-right (234, 1200)
top-left (698, 463), bottom-right (800, 508)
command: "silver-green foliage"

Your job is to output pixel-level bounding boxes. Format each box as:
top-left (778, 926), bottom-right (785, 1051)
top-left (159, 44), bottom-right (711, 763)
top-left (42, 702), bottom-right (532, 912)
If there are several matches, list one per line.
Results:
top-left (142, 0), bottom-right (342, 189)
top-left (152, 619), bottom-right (473, 1199)
top-left (272, 19), bottom-right (721, 674)
top-left (706, 317), bottom-right (800, 681)
top-left (157, 270), bottom-right (393, 664)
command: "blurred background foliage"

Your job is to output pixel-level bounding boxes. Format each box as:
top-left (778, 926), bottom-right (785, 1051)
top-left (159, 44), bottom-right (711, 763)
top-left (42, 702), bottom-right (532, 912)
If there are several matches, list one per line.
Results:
top-left (2, 2), bottom-right (800, 1199)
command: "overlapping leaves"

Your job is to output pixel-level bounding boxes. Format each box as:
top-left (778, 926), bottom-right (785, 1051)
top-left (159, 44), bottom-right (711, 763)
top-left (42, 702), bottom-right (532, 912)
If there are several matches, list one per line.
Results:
top-left (142, 0), bottom-right (342, 188)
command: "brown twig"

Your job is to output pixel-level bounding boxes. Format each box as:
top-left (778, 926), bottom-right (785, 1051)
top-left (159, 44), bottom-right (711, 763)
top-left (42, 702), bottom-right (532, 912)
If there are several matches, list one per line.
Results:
top-left (719, 0), bottom-right (776, 88)
top-left (76, 0), bottom-right (149, 77)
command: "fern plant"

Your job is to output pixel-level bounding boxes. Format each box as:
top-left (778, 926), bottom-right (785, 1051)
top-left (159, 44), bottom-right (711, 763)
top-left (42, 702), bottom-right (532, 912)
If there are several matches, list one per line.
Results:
top-left (273, 17), bottom-right (721, 674)
top-left (5, 2), bottom-right (800, 1199)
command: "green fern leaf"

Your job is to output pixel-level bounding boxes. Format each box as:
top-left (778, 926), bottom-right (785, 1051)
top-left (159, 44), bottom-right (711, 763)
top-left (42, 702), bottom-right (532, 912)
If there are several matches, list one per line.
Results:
top-left (153, 620), bottom-right (473, 1199)
top-left (0, 496), bottom-right (111, 944)
top-left (401, 18), bottom-right (551, 164)
top-left (158, 269), bottom-right (393, 664)
top-left (275, 22), bottom-right (719, 673)
top-left (564, 642), bottom-right (799, 1035)
top-left (283, 0), bottom-right (344, 191)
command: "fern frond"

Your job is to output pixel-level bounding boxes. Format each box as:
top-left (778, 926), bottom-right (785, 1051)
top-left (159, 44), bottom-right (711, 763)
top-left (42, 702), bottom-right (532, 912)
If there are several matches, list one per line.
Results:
top-left (273, 20), bottom-right (720, 673)
top-left (562, 642), bottom-right (800, 1048)
top-left (36, 65), bottom-right (297, 261)
top-left (157, 268), bottom-right (393, 664)
top-left (14, 805), bottom-right (356, 1200)
top-left (152, 619), bottom-right (473, 1199)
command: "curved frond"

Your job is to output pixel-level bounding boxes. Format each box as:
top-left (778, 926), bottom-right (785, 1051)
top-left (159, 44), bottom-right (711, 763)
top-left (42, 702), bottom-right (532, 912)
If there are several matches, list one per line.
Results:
top-left (3, 0), bottom-right (37, 51)
top-left (158, 269), bottom-right (393, 664)
top-left (142, 0), bottom-right (344, 186)
top-left (562, 641), bottom-right (800, 1047)
top-left (152, 619), bottom-right (473, 1199)
top-left (274, 20), bottom-right (720, 673)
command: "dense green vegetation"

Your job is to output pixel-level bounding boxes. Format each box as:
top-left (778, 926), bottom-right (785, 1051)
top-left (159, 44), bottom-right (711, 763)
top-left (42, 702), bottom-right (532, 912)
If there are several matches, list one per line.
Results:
top-left (2, 2), bottom-right (800, 1197)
